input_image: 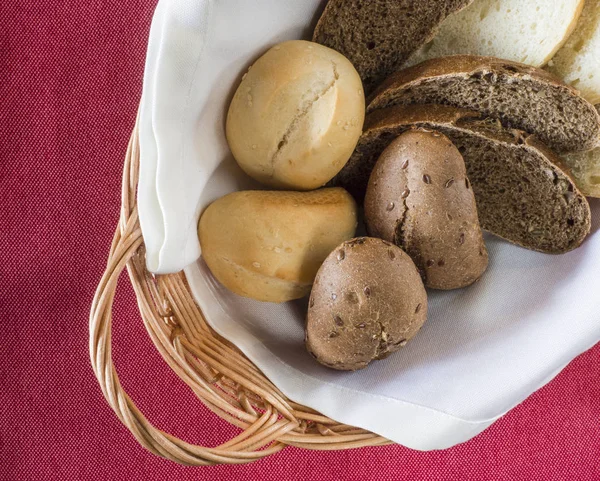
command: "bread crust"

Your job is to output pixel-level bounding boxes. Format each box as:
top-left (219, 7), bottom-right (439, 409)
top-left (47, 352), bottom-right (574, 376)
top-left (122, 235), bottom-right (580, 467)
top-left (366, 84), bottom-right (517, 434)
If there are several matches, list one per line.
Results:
top-left (541, 0), bottom-right (586, 66)
top-left (198, 189), bottom-right (357, 302)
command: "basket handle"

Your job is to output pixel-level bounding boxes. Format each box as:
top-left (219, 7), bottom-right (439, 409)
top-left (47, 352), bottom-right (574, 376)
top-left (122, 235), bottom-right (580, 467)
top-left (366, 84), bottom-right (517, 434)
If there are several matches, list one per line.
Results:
top-left (88, 124), bottom-right (294, 465)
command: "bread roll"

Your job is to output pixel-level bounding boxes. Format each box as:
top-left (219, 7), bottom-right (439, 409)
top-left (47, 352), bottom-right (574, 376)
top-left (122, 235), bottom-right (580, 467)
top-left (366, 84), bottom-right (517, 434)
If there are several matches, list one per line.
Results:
top-left (226, 40), bottom-right (365, 191)
top-left (365, 130), bottom-right (488, 290)
top-left (306, 237), bottom-right (427, 371)
top-left (198, 188), bottom-right (357, 303)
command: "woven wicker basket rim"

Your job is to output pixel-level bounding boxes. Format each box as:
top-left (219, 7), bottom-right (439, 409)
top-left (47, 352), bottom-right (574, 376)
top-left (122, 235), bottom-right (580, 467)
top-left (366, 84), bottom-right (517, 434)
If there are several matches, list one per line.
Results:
top-left (89, 119), bottom-right (391, 466)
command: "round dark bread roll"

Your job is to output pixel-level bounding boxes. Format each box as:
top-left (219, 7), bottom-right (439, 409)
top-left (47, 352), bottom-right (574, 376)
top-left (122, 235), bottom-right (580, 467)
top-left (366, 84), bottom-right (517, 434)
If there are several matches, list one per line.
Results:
top-left (305, 237), bottom-right (427, 371)
top-left (365, 129), bottom-right (488, 290)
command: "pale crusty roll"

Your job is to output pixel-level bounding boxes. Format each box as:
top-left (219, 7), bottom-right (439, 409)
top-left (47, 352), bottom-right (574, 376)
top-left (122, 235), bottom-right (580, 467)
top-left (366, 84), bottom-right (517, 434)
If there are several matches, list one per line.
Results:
top-left (226, 40), bottom-right (365, 191)
top-left (198, 188), bottom-right (357, 303)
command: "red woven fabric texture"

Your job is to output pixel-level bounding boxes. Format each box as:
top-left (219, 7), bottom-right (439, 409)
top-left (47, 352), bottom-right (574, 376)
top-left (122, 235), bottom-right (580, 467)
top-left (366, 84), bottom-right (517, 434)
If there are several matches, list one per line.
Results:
top-left (2, 1), bottom-right (600, 479)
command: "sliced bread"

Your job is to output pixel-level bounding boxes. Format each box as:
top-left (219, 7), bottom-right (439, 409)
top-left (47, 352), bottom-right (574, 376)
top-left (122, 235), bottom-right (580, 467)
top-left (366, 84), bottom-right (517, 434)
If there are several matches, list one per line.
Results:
top-left (548, 0), bottom-right (600, 105)
top-left (561, 105), bottom-right (600, 198)
top-left (312, 0), bottom-right (475, 93)
top-left (335, 104), bottom-right (591, 253)
top-left (368, 55), bottom-right (600, 153)
top-left (563, 148), bottom-right (600, 198)
top-left (407, 0), bottom-right (584, 68)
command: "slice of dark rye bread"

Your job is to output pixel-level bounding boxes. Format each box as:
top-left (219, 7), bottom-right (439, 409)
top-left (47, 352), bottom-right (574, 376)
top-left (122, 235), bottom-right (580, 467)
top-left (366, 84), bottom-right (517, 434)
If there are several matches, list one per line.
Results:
top-left (312, 0), bottom-right (475, 94)
top-left (334, 104), bottom-right (591, 253)
top-left (367, 56), bottom-right (600, 153)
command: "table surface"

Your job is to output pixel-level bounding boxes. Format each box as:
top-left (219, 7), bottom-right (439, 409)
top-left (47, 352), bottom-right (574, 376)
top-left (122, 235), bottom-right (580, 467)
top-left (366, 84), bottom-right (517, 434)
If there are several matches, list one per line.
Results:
top-left (2, 1), bottom-right (600, 480)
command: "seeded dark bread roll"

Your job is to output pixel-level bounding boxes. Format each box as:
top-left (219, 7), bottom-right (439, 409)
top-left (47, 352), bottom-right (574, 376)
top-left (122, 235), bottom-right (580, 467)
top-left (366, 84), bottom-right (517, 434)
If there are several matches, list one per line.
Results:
top-left (367, 56), bottom-right (600, 153)
top-left (306, 237), bottom-right (427, 371)
top-left (312, 0), bottom-right (475, 94)
top-left (335, 104), bottom-right (591, 254)
top-left (365, 130), bottom-right (488, 289)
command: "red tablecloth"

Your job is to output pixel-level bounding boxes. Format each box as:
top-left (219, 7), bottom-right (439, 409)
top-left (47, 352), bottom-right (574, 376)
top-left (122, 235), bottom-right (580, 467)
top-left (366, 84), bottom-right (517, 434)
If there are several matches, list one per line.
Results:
top-left (3, 1), bottom-right (600, 479)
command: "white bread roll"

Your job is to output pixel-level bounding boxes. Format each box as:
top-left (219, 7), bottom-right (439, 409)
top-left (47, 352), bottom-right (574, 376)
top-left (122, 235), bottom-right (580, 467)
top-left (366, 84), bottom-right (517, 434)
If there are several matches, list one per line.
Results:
top-left (548, 0), bottom-right (600, 104)
top-left (198, 189), bottom-right (358, 303)
top-left (407, 0), bottom-right (584, 67)
top-left (226, 40), bottom-right (365, 191)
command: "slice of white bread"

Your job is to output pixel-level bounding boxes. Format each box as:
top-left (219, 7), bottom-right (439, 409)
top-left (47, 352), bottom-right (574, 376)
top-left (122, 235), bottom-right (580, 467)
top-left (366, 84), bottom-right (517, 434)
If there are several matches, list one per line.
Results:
top-left (561, 106), bottom-right (600, 198)
top-left (408, 0), bottom-right (585, 68)
top-left (548, 0), bottom-right (600, 104)
top-left (563, 148), bottom-right (600, 197)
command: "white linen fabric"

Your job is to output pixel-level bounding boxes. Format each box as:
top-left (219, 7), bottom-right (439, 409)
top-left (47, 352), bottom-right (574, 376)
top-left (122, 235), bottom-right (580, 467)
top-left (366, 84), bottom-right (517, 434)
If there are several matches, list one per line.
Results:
top-left (138, 0), bottom-right (324, 273)
top-left (138, 0), bottom-right (600, 450)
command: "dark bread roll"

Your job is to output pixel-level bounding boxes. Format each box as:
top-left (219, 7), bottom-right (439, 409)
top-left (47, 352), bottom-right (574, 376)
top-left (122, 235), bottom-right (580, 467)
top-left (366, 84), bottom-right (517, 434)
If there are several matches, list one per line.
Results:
top-left (367, 55), bottom-right (600, 153)
top-left (335, 104), bottom-right (591, 254)
top-left (306, 237), bottom-right (427, 371)
top-left (365, 129), bottom-right (488, 289)
top-left (312, 0), bottom-right (475, 94)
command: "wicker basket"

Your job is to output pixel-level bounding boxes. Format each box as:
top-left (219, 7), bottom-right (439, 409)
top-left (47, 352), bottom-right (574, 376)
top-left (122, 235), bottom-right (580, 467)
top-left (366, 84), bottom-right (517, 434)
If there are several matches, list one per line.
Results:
top-left (89, 118), bottom-right (391, 466)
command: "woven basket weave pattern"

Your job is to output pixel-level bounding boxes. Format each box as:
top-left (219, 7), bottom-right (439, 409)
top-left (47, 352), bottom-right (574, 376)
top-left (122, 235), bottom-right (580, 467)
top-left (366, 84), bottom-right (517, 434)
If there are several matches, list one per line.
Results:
top-left (89, 121), bottom-right (391, 465)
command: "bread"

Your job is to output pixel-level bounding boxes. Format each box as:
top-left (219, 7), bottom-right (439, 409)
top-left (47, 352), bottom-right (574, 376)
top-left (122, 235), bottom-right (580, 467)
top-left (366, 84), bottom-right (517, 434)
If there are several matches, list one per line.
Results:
top-left (312, 0), bottom-right (475, 94)
top-left (548, 0), bottom-right (600, 105)
top-left (368, 55), bottom-right (600, 153)
top-left (335, 104), bottom-right (591, 253)
top-left (198, 189), bottom-right (357, 303)
top-left (560, 105), bottom-right (600, 198)
top-left (306, 237), bottom-right (427, 371)
top-left (364, 130), bottom-right (488, 289)
top-left (563, 148), bottom-right (600, 198)
top-left (407, 0), bottom-right (584, 68)
top-left (226, 40), bottom-right (365, 191)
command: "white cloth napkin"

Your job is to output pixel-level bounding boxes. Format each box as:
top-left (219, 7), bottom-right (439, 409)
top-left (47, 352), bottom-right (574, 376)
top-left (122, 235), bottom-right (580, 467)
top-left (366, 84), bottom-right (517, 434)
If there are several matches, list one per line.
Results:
top-left (138, 0), bottom-right (325, 273)
top-left (138, 0), bottom-right (600, 450)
